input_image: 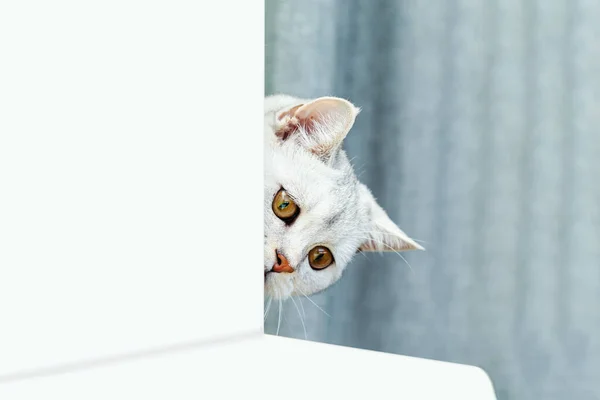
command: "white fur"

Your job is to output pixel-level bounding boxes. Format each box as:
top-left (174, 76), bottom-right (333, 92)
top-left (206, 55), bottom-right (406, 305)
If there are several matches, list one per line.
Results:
top-left (264, 94), bottom-right (423, 300)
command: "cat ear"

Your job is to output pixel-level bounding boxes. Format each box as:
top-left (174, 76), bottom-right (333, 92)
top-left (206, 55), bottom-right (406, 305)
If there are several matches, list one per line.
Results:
top-left (275, 96), bottom-right (360, 161)
top-left (357, 184), bottom-right (424, 253)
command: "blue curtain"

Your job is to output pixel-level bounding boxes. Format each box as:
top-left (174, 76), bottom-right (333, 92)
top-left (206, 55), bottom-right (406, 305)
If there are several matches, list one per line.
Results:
top-left (264, 1), bottom-right (600, 399)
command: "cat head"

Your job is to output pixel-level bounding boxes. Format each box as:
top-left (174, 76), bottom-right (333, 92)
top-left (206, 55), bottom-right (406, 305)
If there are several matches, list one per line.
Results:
top-left (264, 94), bottom-right (422, 300)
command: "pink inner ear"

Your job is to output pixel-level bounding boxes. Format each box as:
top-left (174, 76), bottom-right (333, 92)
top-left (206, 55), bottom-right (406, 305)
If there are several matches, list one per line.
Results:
top-left (275, 97), bottom-right (355, 146)
top-left (275, 122), bottom-right (297, 141)
top-left (295, 99), bottom-right (345, 123)
top-left (275, 102), bottom-right (325, 140)
top-left (275, 104), bottom-right (303, 141)
top-left (277, 104), bottom-right (304, 121)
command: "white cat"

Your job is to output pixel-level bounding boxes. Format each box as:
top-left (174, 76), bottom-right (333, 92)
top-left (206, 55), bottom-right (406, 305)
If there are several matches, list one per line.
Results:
top-left (264, 94), bottom-right (423, 301)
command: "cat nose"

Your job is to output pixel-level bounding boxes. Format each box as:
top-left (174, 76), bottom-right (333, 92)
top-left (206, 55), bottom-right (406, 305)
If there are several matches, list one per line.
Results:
top-left (272, 251), bottom-right (294, 273)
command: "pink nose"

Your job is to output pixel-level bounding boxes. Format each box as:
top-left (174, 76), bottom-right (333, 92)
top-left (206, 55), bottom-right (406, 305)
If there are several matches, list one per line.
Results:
top-left (272, 251), bottom-right (294, 273)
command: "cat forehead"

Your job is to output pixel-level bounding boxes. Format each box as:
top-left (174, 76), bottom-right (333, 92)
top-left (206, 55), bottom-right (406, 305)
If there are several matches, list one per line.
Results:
top-left (265, 160), bottom-right (361, 253)
top-left (265, 143), bottom-right (353, 198)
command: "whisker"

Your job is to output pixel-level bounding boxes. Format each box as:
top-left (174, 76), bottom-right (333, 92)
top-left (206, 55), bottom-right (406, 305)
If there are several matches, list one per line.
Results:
top-left (296, 288), bottom-right (331, 318)
top-left (264, 296), bottom-right (273, 321)
top-left (290, 296), bottom-right (307, 340)
top-left (353, 230), bottom-right (427, 244)
top-left (276, 297), bottom-right (282, 336)
top-left (357, 249), bottom-right (370, 260)
top-left (298, 296), bottom-right (306, 319)
top-left (346, 234), bottom-right (416, 274)
top-left (282, 306), bottom-right (291, 326)
top-left (398, 253), bottom-right (415, 275)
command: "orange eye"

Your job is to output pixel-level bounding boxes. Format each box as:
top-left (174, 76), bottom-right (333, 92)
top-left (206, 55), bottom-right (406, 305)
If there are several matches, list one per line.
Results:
top-left (272, 189), bottom-right (300, 222)
top-left (308, 246), bottom-right (334, 270)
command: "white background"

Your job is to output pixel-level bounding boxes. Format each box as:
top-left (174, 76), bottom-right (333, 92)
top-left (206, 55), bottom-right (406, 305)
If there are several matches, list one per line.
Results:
top-left (0, 0), bottom-right (262, 377)
top-left (0, 1), bottom-right (496, 398)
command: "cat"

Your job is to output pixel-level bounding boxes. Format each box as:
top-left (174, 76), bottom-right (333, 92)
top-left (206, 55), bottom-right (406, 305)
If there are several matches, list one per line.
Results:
top-left (264, 94), bottom-right (423, 301)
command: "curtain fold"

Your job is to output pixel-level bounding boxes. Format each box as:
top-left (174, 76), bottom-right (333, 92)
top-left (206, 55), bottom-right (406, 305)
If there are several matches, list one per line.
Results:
top-left (264, 1), bottom-right (600, 399)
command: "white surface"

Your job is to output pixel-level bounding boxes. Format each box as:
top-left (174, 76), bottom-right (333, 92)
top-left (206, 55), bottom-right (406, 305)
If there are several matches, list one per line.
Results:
top-left (0, 1), bottom-right (497, 399)
top-left (0, 334), bottom-right (497, 400)
top-left (0, 0), bottom-right (262, 376)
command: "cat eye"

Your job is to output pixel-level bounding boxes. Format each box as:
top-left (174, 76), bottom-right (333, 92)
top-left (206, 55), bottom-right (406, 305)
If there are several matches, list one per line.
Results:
top-left (272, 189), bottom-right (300, 223)
top-left (308, 246), bottom-right (334, 270)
